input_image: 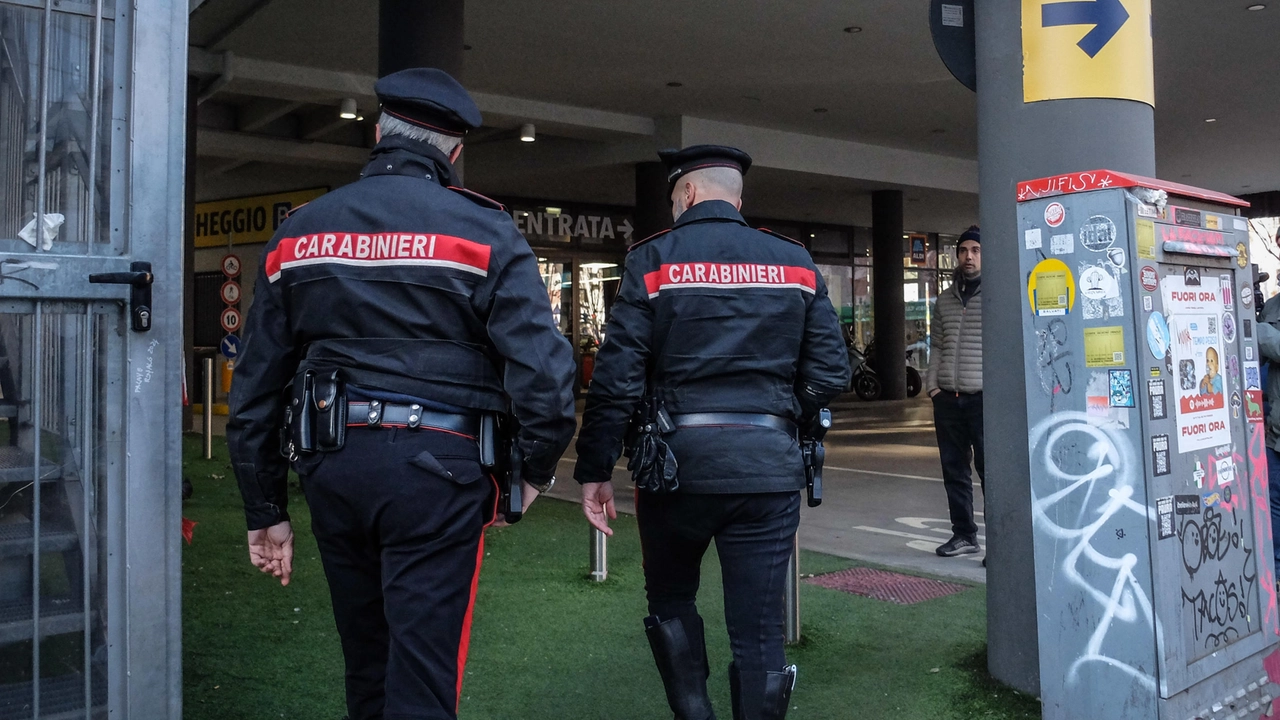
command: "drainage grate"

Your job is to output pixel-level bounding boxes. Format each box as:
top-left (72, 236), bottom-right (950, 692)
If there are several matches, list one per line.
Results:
top-left (805, 567), bottom-right (968, 605)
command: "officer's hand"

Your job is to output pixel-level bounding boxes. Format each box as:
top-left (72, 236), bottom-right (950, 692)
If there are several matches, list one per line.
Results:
top-left (582, 481), bottom-right (616, 536)
top-left (491, 480), bottom-right (541, 527)
top-left (247, 521), bottom-right (294, 586)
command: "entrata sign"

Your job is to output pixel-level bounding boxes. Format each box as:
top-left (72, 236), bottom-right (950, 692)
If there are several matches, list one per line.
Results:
top-left (512, 209), bottom-right (634, 243)
top-left (1022, 0), bottom-right (1154, 106)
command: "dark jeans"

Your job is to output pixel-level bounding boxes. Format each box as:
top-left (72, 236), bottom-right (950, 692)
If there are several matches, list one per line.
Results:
top-left (1268, 447), bottom-right (1280, 577)
top-left (300, 426), bottom-right (493, 720)
top-left (932, 391), bottom-right (986, 540)
top-left (636, 490), bottom-right (801, 672)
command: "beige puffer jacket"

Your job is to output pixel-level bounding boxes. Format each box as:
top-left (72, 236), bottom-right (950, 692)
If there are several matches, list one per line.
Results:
top-left (926, 271), bottom-right (983, 394)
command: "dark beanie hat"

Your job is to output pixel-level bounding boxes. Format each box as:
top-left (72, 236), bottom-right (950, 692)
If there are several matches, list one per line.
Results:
top-left (958, 225), bottom-right (980, 246)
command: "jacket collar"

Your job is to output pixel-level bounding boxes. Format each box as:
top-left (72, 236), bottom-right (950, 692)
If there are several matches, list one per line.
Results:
top-left (950, 269), bottom-right (982, 298)
top-left (361, 135), bottom-right (461, 187)
top-left (673, 199), bottom-right (749, 229)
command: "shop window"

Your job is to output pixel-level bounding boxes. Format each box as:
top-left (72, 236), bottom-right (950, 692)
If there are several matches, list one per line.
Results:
top-left (578, 262), bottom-right (621, 353)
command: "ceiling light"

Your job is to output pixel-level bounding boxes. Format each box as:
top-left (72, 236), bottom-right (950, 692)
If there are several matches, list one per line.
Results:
top-left (355, 115), bottom-right (364, 122)
top-left (581, 262), bottom-right (618, 270)
top-left (519, 123), bottom-right (536, 142)
top-left (1205, 118), bottom-right (1217, 123)
top-left (843, 26), bottom-right (863, 33)
top-left (809, 233), bottom-right (816, 238)
top-left (1247, 4), bottom-right (1266, 10)
top-left (667, 81), bottom-right (683, 87)
top-left (545, 207), bottom-right (562, 216)
top-left (339, 98), bottom-right (357, 120)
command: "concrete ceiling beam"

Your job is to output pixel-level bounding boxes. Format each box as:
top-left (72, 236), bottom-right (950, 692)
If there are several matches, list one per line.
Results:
top-left (196, 128), bottom-right (368, 168)
top-left (237, 98), bottom-right (305, 132)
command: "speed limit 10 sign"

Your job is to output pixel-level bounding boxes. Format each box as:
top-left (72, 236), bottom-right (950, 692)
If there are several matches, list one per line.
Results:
top-left (220, 279), bottom-right (242, 305)
top-left (221, 254), bottom-right (241, 278)
top-left (220, 307), bottom-right (243, 333)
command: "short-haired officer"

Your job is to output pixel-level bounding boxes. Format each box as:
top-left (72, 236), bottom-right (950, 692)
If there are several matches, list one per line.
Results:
top-left (227, 68), bottom-right (576, 720)
top-left (574, 146), bottom-right (850, 719)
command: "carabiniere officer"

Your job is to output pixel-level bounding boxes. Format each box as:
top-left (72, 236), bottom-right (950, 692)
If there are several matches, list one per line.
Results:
top-left (227, 68), bottom-right (576, 720)
top-left (574, 145), bottom-right (851, 720)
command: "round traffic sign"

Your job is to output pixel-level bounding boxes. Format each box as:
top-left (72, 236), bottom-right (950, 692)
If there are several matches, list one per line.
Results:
top-left (220, 333), bottom-right (242, 360)
top-left (221, 254), bottom-right (242, 278)
top-left (220, 279), bottom-right (242, 305)
top-left (220, 307), bottom-right (242, 333)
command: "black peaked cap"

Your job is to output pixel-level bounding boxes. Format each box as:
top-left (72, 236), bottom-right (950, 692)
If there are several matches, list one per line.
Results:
top-left (374, 68), bottom-right (482, 137)
top-left (658, 145), bottom-right (753, 191)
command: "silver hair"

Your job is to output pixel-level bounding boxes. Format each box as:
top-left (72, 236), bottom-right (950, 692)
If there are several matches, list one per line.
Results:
top-left (684, 166), bottom-right (744, 198)
top-left (377, 112), bottom-right (463, 156)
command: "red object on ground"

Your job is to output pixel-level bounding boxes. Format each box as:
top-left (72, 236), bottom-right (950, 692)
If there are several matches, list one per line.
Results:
top-left (581, 353), bottom-right (595, 387)
top-left (806, 567), bottom-right (967, 605)
top-left (182, 517), bottom-right (198, 545)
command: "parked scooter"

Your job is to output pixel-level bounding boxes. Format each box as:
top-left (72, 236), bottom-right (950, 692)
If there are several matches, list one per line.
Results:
top-left (859, 338), bottom-right (923, 399)
top-left (846, 343), bottom-right (883, 401)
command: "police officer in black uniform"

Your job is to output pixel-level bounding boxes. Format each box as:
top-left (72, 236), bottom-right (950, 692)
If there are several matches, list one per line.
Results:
top-left (574, 146), bottom-right (850, 720)
top-left (227, 68), bottom-right (576, 720)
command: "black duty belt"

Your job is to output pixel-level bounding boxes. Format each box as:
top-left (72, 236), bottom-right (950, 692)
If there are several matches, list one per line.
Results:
top-left (347, 401), bottom-right (480, 436)
top-left (670, 412), bottom-right (796, 435)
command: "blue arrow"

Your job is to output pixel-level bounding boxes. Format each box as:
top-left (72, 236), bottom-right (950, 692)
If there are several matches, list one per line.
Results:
top-left (1042, 0), bottom-right (1129, 58)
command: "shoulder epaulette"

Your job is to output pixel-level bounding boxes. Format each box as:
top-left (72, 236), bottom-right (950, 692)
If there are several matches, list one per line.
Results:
top-left (447, 186), bottom-right (506, 212)
top-left (285, 201), bottom-right (311, 219)
top-left (756, 227), bottom-right (806, 248)
top-left (627, 228), bottom-right (672, 253)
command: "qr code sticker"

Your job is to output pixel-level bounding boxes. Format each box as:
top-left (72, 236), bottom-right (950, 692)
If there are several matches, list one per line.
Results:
top-left (1112, 352), bottom-right (1124, 363)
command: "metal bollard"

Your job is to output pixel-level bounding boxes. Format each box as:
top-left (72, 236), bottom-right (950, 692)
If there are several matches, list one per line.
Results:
top-left (589, 526), bottom-right (608, 582)
top-left (203, 357), bottom-right (214, 460)
top-left (784, 535), bottom-right (800, 644)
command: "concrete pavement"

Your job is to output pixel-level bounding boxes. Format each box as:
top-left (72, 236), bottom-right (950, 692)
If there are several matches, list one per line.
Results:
top-left (548, 394), bottom-right (989, 585)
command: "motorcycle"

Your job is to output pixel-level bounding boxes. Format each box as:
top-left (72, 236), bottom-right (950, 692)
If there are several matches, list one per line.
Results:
top-left (846, 343), bottom-right (883, 401)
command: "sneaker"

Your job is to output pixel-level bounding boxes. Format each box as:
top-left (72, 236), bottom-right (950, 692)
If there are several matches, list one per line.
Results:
top-left (936, 535), bottom-right (981, 557)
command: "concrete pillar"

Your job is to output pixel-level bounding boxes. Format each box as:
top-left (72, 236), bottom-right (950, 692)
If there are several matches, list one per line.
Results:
top-left (976, 0), bottom-right (1155, 696)
top-left (183, 79), bottom-right (197, 431)
top-left (872, 190), bottom-right (907, 400)
top-left (634, 161), bottom-right (671, 243)
top-left (378, 0), bottom-right (465, 78)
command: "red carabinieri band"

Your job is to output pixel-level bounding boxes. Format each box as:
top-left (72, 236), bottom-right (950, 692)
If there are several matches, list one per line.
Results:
top-left (643, 262), bottom-right (817, 298)
top-left (264, 232), bottom-right (491, 283)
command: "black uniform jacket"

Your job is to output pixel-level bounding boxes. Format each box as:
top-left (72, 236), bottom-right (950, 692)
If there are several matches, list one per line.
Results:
top-left (573, 200), bottom-right (850, 493)
top-left (228, 136), bottom-right (577, 530)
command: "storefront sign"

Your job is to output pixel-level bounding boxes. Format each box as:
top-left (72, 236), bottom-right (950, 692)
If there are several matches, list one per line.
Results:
top-left (909, 234), bottom-right (927, 265)
top-left (195, 188), bottom-right (327, 247)
top-left (513, 209), bottom-right (634, 243)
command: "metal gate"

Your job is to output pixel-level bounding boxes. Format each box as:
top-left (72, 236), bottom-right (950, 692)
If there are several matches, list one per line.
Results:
top-left (0, 0), bottom-right (185, 717)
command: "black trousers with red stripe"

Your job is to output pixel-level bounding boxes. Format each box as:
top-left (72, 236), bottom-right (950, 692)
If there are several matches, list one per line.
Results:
top-left (299, 425), bottom-right (492, 720)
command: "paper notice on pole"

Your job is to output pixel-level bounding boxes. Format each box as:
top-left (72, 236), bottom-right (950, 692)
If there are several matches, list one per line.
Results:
top-left (1162, 272), bottom-right (1230, 453)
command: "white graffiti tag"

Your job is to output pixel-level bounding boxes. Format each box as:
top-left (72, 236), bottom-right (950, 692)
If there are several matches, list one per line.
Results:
top-left (1029, 412), bottom-right (1161, 692)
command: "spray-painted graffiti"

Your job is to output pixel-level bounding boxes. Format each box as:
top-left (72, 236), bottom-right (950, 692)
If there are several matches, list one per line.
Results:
top-left (1029, 412), bottom-right (1159, 692)
top-left (1036, 319), bottom-right (1074, 411)
top-left (1247, 422), bottom-right (1279, 636)
top-left (1178, 443), bottom-right (1259, 651)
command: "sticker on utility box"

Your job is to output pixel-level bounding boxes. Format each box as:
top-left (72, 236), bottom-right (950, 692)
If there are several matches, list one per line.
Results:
top-left (1084, 326), bottom-right (1125, 367)
top-left (1156, 496), bottom-right (1175, 540)
top-left (1162, 271), bottom-right (1230, 453)
top-left (1028, 259), bottom-right (1075, 316)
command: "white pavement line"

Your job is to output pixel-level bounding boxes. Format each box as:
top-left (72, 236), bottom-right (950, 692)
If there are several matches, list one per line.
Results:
top-left (825, 466), bottom-right (943, 483)
top-left (851, 526), bottom-right (946, 543)
top-left (853, 525), bottom-right (986, 543)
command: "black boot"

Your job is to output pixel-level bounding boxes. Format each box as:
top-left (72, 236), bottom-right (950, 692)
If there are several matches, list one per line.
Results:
top-left (729, 662), bottom-right (796, 720)
top-left (644, 615), bottom-right (716, 720)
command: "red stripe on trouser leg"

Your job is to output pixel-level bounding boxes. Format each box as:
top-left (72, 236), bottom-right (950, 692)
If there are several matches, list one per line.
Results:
top-left (454, 531), bottom-right (485, 712)
top-left (455, 477), bottom-right (500, 712)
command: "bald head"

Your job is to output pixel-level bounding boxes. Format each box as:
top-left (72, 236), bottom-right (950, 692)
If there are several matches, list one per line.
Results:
top-left (671, 167), bottom-right (744, 222)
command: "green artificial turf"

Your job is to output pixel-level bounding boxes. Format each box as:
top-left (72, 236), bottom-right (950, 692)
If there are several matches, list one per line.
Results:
top-left (181, 434), bottom-right (1040, 719)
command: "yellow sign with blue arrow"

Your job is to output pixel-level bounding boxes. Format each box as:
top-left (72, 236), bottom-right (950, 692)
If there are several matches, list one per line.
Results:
top-left (1022, 0), bottom-right (1153, 106)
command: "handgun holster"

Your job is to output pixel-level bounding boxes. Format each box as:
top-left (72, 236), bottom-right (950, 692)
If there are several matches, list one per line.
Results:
top-left (290, 369), bottom-right (346, 453)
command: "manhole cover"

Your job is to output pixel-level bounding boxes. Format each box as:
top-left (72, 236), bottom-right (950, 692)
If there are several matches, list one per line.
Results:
top-left (806, 567), bottom-right (967, 605)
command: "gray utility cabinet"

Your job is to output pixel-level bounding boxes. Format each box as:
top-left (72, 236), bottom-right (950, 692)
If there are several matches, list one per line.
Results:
top-left (1016, 170), bottom-right (1280, 720)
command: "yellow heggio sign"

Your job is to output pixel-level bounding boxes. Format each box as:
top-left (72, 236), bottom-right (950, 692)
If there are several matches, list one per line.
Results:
top-left (194, 187), bottom-right (327, 248)
top-left (1022, 0), bottom-right (1153, 106)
